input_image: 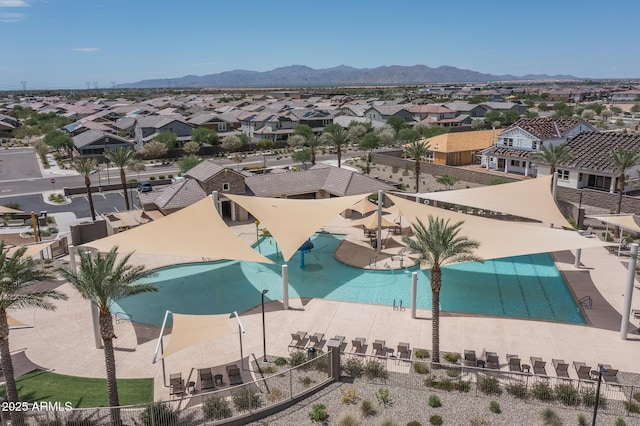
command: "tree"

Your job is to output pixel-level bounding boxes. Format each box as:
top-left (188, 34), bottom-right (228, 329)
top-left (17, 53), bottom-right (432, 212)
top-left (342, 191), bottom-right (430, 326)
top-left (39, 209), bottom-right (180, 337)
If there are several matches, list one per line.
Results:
top-left (485, 110), bottom-right (503, 124)
top-left (182, 141), bottom-right (201, 155)
top-left (292, 147), bottom-right (311, 169)
top-left (553, 103), bottom-right (573, 118)
top-left (43, 130), bottom-right (73, 156)
top-left (153, 130), bottom-right (178, 149)
top-left (221, 135), bottom-right (242, 152)
top-left (610, 106), bottom-right (623, 115)
top-left (232, 153), bottom-right (243, 170)
top-left (386, 116), bottom-right (407, 133)
top-left (374, 124), bottom-right (396, 149)
top-left (502, 110), bottom-right (520, 125)
top-left (190, 127), bottom-right (219, 146)
top-left (348, 123), bottom-right (369, 146)
top-left (538, 102), bottom-right (549, 111)
top-left (0, 242), bottom-right (67, 425)
top-left (141, 140), bottom-right (168, 159)
top-left (60, 247), bottom-right (157, 425)
top-left (74, 158), bottom-right (97, 221)
top-left (294, 124), bottom-right (322, 165)
top-left (585, 103), bottom-right (604, 115)
top-left (33, 139), bottom-right (49, 157)
top-left (257, 138), bottom-right (274, 151)
top-left (470, 119), bottom-right (485, 130)
top-left (128, 161), bottom-right (146, 181)
top-left (531, 142), bottom-right (573, 176)
top-left (404, 140), bottom-right (430, 193)
top-left (321, 123), bottom-right (349, 168)
top-left (601, 109), bottom-right (613, 120)
top-left (630, 104), bottom-right (640, 116)
top-left (105, 147), bottom-right (136, 210)
top-left (611, 147), bottom-right (640, 215)
top-left (358, 133), bottom-right (380, 175)
top-left (581, 110), bottom-right (596, 120)
top-left (178, 154), bottom-right (203, 173)
top-left (435, 174), bottom-right (459, 190)
top-left (403, 217), bottom-right (481, 364)
top-left (396, 128), bottom-right (420, 145)
top-left (287, 134), bottom-right (306, 148)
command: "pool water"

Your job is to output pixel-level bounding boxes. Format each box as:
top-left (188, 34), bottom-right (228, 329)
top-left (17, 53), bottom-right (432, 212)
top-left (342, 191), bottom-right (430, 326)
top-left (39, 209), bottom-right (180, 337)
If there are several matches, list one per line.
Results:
top-left (114, 233), bottom-right (585, 326)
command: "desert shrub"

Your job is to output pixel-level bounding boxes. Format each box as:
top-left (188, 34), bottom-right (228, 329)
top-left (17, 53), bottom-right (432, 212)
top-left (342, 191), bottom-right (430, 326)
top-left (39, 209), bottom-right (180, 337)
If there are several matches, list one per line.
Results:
top-left (309, 403), bottom-right (329, 422)
top-left (274, 357), bottom-right (288, 366)
top-left (376, 387), bottom-right (391, 407)
top-left (446, 370), bottom-right (459, 378)
top-left (379, 418), bottom-right (397, 426)
top-left (267, 388), bottom-right (285, 403)
top-left (364, 359), bottom-right (389, 380)
top-left (406, 422), bottom-right (422, 426)
top-left (414, 349), bottom-right (430, 359)
top-left (413, 362), bottom-right (429, 374)
top-left (159, 175), bottom-right (165, 179)
top-left (232, 387), bottom-right (261, 411)
top-left (540, 407), bottom-right (561, 426)
top-left (428, 394), bottom-right (441, 408)
top-left (429, 415), bottom-right (443, 425)
top-left (577, 413), bottom-right (587, 426)
top-left (299, 376), bottom-right (315, 387)
top-left (312, 353), bottom-right (329, 372)
top-left (531, 381), bottom-right (554, 402)
top-left (361, 399), bottom-right (376, 417)
top-left (290, 350), bottom-right (307, 367)
top-left (202, 396), bottom-right (231, 420)
top-left (338, 412), bottom-right (360, 426)
top-left (343, 357), bottom-right (365, 378)
top-left (615, 418), bottom-right (627, 426)
top-left (489, 400), bottom-right (501, 414)
top-left (634, 391), bottom-right (640, 402)
top-left (580, 387), bottom-right (606, 408)
top-left (443, 352), bottom-right (460, 364)
top-left (554, 382), bottom-right (579, 406)
top-left (477, 376), bottom-right (501, 395)
top-left (469, 419), bottom-right (488, 426)
top-left (149, 176), bottom-right (156, 180)
top-left (506, 382), bottom-right (528, 399)
top-left (624, 401), bottom-right (640, 413)
top-left (136, 402), bottom-right (178, 426)
top-left (340, 387), bottom-right (358, 404)
top-left (392, 165), bottom-right (399, 174)
top-left (261, 365), bottom-right (277, 374)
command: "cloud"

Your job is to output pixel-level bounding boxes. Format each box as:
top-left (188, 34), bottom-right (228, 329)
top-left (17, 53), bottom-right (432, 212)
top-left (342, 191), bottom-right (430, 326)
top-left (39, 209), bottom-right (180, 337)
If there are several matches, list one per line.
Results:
top-left (0, 0), bottom-right (29, 6)
top-left (71, 47), bottom-right (101, 52)
top-left (0, 12), bottom-right (23, 21)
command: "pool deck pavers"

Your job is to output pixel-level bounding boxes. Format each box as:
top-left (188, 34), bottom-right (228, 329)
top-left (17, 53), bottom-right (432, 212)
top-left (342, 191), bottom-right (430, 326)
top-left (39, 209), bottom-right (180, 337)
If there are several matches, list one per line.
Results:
top-left (6, 217), bottom-right (640, 403)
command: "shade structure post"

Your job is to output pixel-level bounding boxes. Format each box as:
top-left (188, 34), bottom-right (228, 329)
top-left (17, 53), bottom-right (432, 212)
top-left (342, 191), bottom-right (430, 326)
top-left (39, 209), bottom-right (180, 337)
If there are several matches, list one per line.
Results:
top-left (233, 312), bottom-right (246, 370)
top-left (91, 303), bottom-right (102, 349)
top-left (574, 248), bottom-right (582, 268)
top-left (282, 264), bottom-right (289, 310)
top-left (377, 190), bottom-right (383, 253)
top-left (552, 171), bottom-right (558, 200)
top-left (411, 272), bottom-right (418, 319)
top-left (69, 245), bottom-right (77, 272)
top-left (211, 191), bottom-right (220, 214)
top-left (620, 243), bottom-right (638, 339)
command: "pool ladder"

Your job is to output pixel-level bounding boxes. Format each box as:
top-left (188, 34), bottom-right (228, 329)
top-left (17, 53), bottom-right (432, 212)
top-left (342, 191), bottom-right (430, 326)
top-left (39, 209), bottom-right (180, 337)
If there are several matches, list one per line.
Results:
top-left (393, 299), bottom-right (404, 311)
top-left (579, 296), bottom-right (593, 309)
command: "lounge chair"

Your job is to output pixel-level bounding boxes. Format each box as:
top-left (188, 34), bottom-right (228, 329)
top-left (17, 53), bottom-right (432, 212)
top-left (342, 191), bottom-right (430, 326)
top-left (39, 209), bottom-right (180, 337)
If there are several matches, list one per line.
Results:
top-left (397, 342), bottom-right (411, 360)
top-left (309, 332), bottom-right (325, 350)
top-left (600, 364), bottom-right (619, 384)
top-left (507, 354), bottom-right (522, 372)
top-left (486, 352), bottom-right (499, 369)
top-left (552, 359), bottom-right (570, 378)
top-left (372, 340), bottom-right (386, 357)
top-left (573, 361), bottom-right (593, 380)
top-left (351, 337), bottom-right (366, 354)
top-left (198, 368), bottom-right (216, 392)
top-left (530, 357), bottom-right (547, 376)
top-left (463, 349), bottom-right (476, 367)
top-left (169, 373), bottom-right (185, 398)
top-left (226, 364), bottom-right (243, 386)
top-left (288, 331), bottom-right (307, 349)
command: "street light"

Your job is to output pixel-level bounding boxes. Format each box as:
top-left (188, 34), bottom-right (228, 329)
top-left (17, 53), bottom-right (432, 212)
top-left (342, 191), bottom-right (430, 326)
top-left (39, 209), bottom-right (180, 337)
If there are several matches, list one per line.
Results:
top-left (261, 289), bottom-right (269, 363)
top-left (592, 364), bottom-right (607, 426)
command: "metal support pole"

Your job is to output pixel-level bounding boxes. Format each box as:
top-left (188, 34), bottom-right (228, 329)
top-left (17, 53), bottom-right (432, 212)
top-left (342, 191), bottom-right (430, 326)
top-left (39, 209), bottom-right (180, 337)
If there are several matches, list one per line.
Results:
top-left (552, 171), bottom-right (558, 200)
top-left (261, 289), bottom-right (269, 362)
top-left (282, 264), bottom-right (289, 310)
top-left (592, 366), bottom-right (604, 426)
top-left (211, 191), bottom-right (219, 214)
top-left (377, 190), bottom-right (383, 254)
top-left (411, 272), bottom-right (418, 319)
top-left (620, 243), bottom-right (638, 339)
top-left (91, 303), bottom-right (102, 349)
top-left (69, 245), bottom-right (77, 272)
top-left (574, 248), bottom-right (582, 268)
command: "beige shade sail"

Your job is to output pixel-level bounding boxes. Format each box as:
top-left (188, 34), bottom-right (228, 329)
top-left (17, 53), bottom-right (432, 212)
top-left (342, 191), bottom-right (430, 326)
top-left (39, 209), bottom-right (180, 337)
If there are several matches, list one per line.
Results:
top-left (350, 198), bottom-right (379, 215)
top-left (384, 204), bottom-right (403, 217)
top-left (7, 241), bottom-right (55, 259)
top-left (7, 313), bottom-right (29, 328)
top-left (587, 215), bottom-right (640, 233)
top-left (161, 313), bottom-right (236, 359)
top-left (0, 206), bottom-right (23, 214)
top-left (388, 194), bottom-right (610, 263)
top-left (226, 193), bottom-right (368, 261)
top-left (358, 212), bottom-right (399, 230)
top-left (414, 175), bottom-right (570, 227)
top-left (83, 196), bottom-right (272, 264)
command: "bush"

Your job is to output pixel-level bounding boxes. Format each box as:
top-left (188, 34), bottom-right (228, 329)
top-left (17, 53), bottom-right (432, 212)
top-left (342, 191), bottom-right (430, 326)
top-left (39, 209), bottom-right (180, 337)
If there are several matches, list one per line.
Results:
top-left (360, 399), bottom-right (376, 417)
top-left (309, 403), bottom-right (329, 423)
top-left (428, 394), bottom-right (441, 408)
top-left (489, 400), bottom-right (501, 414)
top-left (137, 402), bottom-right (178, 426)
top-left (149, 176), bottom-right (156, 180)
top-left (577, 413), bottom-right (587, 426)
top-left (469, 419), bottom-right (488, 426)
top-left (267, 388), bottom-right (285, 403)
top-left (376, 387), bottom-right (391, 407)
top-left (477, 376), bottom-right (501, 395)
top-left (446, 370), bottom-right (459, 378)
top-left (554, 382), bottom-right (579, 406)
top-left (338, 412), bottom-right (360, 426)
top-left (290, 350), bottom-right (307, 367)
top-left (414, 349), bottom-right (430, 359)
top-left (429, 415), bottom-right (443, 425)
top-left (168, 174), bottom-right (173, 178)
top-left (540, 407), bottom-right (561, 426)
top-left (413, 362), bottom-right (429, 374)
top-left (406, 422), bottom-right (422, 426)
top-left (633, 391), bottom-right (640, 402)
top-left (299, 376), bottom-right (315, 387)
top-left (379, 419), bottom-right (397, 426)
top-left (202, 396), bottom-right (231, 420)
top-left (531, 381), bottom-right (554, 402)
top-left (232, 387), bottom-right (261, 411)
top-left (443, 352), bottom-right (460, 364)
top-left (364, 359), bottom-right (389, 380)
top-left (261, 365), bottom-right (277, 375)
top-left (624, 401), bottom-right (640, 413)
top-left (340, 387), bottom-right (358, 404)
top-left (274, 357), bottom-right (288, 366)
top-left (423, 377), bottom-right (469, 393)
top-left (580, 387), bottom-right (606, 408)
top-left (615, 418), bottom-right (627, 426)
top-left (159, 175), bottom-right (165, 179)
top-left (506, 382), bottom-right (528, 399)
top-left (343, 357), bottom-right (365, 378)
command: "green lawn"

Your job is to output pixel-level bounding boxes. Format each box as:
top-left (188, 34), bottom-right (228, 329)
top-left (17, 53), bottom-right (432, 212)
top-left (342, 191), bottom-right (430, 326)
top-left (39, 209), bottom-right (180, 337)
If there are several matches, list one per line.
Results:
top-left (0, 370), bottom-right (153, 408)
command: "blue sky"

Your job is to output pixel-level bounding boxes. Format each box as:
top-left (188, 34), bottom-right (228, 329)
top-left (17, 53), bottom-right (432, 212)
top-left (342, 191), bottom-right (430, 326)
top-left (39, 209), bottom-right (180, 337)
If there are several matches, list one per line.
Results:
top-left (1, 0), bottom-right (638, 90)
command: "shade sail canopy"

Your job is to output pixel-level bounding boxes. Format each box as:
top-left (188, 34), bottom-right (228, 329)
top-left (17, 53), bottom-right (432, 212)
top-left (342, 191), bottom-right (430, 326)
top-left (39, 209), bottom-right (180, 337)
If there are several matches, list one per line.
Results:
top-left (226, 193), bottom-right (368, 261)
top-left (162, 313), bottom-right (236, 359)
top-left (388, 194), bottom-right (610, 263)
top-left (587, 215), bottom-right (640, 233)
top-left (350, 198), bottom-right (379, 215)
top-left (84, 196), bottom-right (272, 264)
top-left (7, 241), bottom-right (55, 259)
top-left (415, 176), bottom-right (570, 227)
top-left (359, 212), bottom-right (399, 230)
top-left (0, 206), bottom-right (23, 214)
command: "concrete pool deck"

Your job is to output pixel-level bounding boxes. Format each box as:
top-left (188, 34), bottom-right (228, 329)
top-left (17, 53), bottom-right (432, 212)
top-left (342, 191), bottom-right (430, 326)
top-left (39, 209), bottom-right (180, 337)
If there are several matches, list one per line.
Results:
top-left (6, 217), bottom-right (640, 403)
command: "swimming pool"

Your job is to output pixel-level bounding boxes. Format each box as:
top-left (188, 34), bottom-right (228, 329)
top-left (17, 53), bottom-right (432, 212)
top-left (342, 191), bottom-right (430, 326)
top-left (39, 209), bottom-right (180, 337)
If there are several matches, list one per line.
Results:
top-left (114, 233), bottom-right (586, 326)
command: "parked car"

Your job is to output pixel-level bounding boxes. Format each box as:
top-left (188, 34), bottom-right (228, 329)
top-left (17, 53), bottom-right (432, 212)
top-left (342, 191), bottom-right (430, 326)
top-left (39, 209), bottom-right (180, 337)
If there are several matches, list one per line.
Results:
top-left (137, 181), bottom-right (153, 193)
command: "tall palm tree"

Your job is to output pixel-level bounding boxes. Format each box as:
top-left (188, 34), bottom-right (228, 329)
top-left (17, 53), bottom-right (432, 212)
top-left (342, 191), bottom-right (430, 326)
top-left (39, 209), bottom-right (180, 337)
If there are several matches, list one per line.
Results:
top-left (59, 247), bottom-right (157, 425)
top-left (106, 147), bottom-right (136, 210)
top-left (74, 158), bottom-right (97, 222)
top-left (293, 124), bottom-right (322, 166)
top-left (611, 147), bottom-right (640, 214)
top-left (322, 123), bottom-right (349, 168)
top-left (404, 140), bottom-right (431, 193)
top-left (403, 217), bottom-right (481, 363)
top-left (531, 142), bottom-right (573, 176)
top-left (0, 242), bottom-right (67, 425)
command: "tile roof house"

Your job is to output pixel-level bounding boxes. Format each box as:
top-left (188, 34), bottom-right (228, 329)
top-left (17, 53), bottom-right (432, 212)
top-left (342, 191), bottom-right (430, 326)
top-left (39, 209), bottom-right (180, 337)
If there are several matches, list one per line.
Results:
top-left (363, 105), bottom-right (413, 123)
top-left (138, 178), bottom-right (206, 216)
top-left (134, 116), bottom-right (194, 148)
top-left (187, 111), bottom-right (242, 134)
top-left (480, 117), bottom-right (596, 177)
top-left (72, 130), bottom-right (134, 157)
top-left (418, 129), bottom-right (500, 166)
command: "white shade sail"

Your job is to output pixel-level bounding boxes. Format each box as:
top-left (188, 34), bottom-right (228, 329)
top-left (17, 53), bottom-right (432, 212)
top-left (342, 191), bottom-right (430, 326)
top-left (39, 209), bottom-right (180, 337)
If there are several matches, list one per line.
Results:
top-left (349, 198), bottom-right (379, 215)
top-left (161, 313), bottom-right (236, 360)
top-left (587, 215), bottom-right (640, 233)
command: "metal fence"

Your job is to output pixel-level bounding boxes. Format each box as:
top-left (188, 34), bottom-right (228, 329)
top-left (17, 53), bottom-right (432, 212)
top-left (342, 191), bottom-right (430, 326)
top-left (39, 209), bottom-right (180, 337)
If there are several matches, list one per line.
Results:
top-left (20, 351), bottom-right (332, 425)
top-left (342, 352), bottom-right (640, 419)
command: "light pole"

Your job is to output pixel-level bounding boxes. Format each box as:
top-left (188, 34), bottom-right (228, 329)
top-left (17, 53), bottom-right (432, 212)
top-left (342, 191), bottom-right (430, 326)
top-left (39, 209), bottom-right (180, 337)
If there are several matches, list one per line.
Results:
top-left (261, 289), bottom-right (269, 363)
top-left (592, 364), bottom-right (606, 426)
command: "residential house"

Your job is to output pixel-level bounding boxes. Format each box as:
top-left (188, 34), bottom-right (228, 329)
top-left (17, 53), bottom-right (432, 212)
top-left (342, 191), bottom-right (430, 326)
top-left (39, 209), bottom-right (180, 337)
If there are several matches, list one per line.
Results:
top-left (406, 105), bottom-right (456, 122)
top-left (480, 117), bottom-right (595, 176)
top-left (134, 116), bottom-right (194, 148)
top-left (187, 111), bottom-right (242, 134)
top-left (363, 105), bottom-right (413, 122)
top-left (0, 113), bottom-right (18, 137)
top-left (611, 89), bottom-right (640, 103)
top-left (138, 178), bottom-right (206, 216)
top-left (482, 101), bottom-right (528, 116)
top-left (443, 102), bottom-right (488, 119)
top-left (72, 130), bottom-right (135, 156)
top-left (291, 108), bottom-right (336, 132)
top-left (419, 129), bottom-right (500, 166)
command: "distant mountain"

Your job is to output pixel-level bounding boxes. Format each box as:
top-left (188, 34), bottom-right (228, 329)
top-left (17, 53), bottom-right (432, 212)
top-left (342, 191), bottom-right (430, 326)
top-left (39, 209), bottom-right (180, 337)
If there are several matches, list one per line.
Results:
top-left (116, 65), bottom-right (579, 89)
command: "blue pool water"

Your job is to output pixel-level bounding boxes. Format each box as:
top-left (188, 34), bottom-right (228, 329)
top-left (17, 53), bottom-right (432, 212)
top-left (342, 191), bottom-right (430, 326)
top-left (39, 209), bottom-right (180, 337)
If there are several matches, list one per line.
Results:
top-left (114, 233), bottom-right (586, 326)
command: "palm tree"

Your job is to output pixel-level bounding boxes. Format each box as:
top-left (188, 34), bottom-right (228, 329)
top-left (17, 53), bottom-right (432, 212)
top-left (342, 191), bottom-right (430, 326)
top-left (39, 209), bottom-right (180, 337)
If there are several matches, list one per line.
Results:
top-left (0, 242), bottom-right (68, 425)
top-left (404, 140), bottom-right (431, 193)
top-left (74, 158), bottom-right (97, 222)
top-left (611, 147), bottom-right (640, 214)
top-left (293, 124), bottom-right (323, 166)
top-left (105, 147), bottom-right (136, 210)
top-left (403, 217), bottom-right (481, 363)
top-left (322, 123), bottom-right (349, 168)
top-left (531, 142), bottom-right (573, 176)
top-left (59, 247), bottom-right (157, 425)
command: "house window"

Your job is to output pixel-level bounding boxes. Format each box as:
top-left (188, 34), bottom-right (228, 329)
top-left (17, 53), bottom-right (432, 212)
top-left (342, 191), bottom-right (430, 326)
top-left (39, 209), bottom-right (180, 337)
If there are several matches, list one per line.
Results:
top-left (558, 170), bottom-right (569, 181)
top-left (218, 123), bottom-right (227, 131)
top-left (532, 141), bottom-right (538, 150)
top-left (222, 182), bottom-right (230, 192)
top-left (510, 160), bottom-right (520, 167)
top-left (587, 175), bottom-right (612, 190)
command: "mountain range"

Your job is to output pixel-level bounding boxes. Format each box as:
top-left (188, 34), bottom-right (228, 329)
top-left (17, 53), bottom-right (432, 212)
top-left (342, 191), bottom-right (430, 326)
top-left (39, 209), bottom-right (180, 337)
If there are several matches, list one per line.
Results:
top-left (116, 65), bottom-right (579, 89)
